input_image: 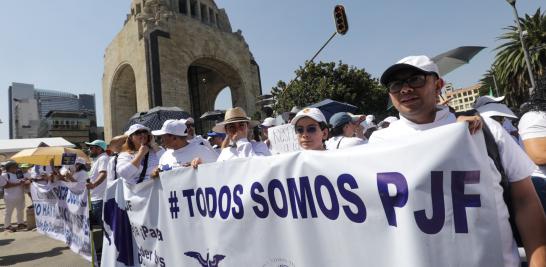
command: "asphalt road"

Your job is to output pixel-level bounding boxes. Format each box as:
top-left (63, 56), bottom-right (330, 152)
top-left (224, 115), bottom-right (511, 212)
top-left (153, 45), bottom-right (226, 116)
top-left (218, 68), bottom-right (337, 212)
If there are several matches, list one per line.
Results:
top-left (0, 195), bottom-right (89, 267)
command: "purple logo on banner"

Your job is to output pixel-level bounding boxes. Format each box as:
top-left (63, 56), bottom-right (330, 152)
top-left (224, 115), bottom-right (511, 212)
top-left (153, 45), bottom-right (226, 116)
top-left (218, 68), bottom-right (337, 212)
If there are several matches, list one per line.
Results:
top-left (184, 251), bottom-right (226, 267)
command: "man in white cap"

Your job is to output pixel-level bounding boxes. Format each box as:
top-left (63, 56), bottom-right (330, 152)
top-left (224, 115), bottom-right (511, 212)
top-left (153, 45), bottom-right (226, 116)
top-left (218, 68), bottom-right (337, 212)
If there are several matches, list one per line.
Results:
top-left (260, 117), bottom-right (277, 149)
top-left (84, 139), bottom-right (109, 228)
top-left (473, 95), bottom-right (522, 146)
top-left (184, 117), bottom-right (214, 150)
top-left (152, 119), bottom-right (218, 171)
top-left (370, 55), bottom-right (545, 266)
top-left (214, 107), bottom-right (271, 161)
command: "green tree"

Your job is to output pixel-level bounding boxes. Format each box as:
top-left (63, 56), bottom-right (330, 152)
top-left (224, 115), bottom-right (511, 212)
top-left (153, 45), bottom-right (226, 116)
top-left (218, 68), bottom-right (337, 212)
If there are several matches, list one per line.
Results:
top-left (491, 8), bottom-right (546, 107)
top-left (271, 61), bottom-right (390, 118)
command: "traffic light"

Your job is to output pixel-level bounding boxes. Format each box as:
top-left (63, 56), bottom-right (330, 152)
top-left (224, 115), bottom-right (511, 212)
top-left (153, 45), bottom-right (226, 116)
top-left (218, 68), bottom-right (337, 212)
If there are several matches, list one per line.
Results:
top-left (333, 5), bottom-right (348, 35)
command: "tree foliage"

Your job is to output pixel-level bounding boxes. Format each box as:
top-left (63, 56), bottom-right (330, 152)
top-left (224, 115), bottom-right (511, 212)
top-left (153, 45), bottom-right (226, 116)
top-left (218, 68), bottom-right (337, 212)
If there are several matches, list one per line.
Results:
top-left (271, 61), bottom-right (390, 118)
top-left (488, 8), bottom-right (546, 108)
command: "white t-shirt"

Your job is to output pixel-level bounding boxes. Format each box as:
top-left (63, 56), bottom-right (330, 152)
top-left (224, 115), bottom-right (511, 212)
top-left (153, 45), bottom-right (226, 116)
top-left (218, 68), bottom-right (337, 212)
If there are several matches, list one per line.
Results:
top-left (117, 150), bottom-right (160, 185)
top-left (217, 138), bottom-right (272, 162)
top-left (0, 173), bottom-right (25, 200)
top-left (518, 110), bottom-right (546, 178)
top-left (89, 153), bottom-right (109, 201)
top-left (72, 170), bottom-right (89, 183)
top-left (158, 142), bottom-right (218, 171)
top-left (325, 136), bottom-right (367, 150)
top-left (370, 106), bottom-right (535, 267)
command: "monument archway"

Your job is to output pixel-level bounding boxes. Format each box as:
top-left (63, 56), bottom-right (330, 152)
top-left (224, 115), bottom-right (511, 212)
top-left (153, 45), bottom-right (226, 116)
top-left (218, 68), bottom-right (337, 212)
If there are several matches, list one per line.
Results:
top-left (110, 64), bottom-right (137, 136)
top-left (103, 0), bottom-right (262, 140)
top-left (187, 57), bottom-right (242, 133)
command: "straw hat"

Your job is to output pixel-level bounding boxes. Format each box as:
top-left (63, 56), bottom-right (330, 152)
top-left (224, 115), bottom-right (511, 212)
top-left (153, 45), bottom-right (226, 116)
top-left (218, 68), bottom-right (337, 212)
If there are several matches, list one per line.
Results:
top-left (212, 107), bottom-right (260, 133)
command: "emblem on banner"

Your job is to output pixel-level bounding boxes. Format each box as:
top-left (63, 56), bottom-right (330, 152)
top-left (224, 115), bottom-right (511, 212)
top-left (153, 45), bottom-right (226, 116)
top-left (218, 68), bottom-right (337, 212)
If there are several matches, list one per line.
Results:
top-left (262, 257), bottom-right (296, 267)
top-left (184, 251), bottom-right (226, 267)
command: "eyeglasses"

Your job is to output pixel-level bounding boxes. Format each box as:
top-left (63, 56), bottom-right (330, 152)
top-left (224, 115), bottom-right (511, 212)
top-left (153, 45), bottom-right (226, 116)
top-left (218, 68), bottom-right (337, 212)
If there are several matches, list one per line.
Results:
top-left (132, 130), bottom-right (149, 135)
top-left (387, 74), bottom-right (428, 93)
top-left (295, 125), bottom-right (319, 135)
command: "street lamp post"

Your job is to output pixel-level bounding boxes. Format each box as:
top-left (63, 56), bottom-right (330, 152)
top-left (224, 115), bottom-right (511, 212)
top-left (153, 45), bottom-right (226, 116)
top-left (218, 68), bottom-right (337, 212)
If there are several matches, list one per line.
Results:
top-left (505, 0), bottom-right (537, 96)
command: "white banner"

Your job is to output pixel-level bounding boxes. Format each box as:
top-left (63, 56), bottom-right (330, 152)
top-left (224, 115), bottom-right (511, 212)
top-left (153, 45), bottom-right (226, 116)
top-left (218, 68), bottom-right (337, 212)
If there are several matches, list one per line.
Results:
top-left (31, 181), bottom-right (92, 262)
top-left (268, 124), bottom-right (300, 154)
top-left (101, 123), bottom-right (506, 267)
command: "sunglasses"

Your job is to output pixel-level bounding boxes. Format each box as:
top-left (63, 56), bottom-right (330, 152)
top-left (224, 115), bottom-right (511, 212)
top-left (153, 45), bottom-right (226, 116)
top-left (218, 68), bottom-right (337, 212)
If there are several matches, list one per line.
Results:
top-left (226, 122), bottom-right (247, 130)
top-left (387, 74), bottom-right (428, 93)
top-left (132, 130), bottom-right (149, 135)
top-left (295, 125), bottom-right (319, 135)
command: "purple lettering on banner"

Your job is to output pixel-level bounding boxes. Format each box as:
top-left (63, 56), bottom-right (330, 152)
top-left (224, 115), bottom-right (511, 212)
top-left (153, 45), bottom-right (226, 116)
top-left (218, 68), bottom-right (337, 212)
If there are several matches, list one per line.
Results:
top-left (232, 184), bottom-right (244, 219)
top-left (314, 175), bottom-right (340, 220)
top-left (195, 188), bottom-right (207, 217)
top-left (337, 174), bottom-right (366, 223)
top-left (377, 172), bottom-right (409, 226)
top-left (251, 182), bottom-right (269, 218)
top-left (451, 171), bottom-right (481, 233)
top-left (182, 189), bottom-right (195, 217)
top-left (205, 187), bottom-right (217, 218)
top-left (414, 171), bottom-right (445, 234)
top-left (286, 177), bottom-right (318, 219)
top-left (218, 186), bottom-right (232, 219)
top-left (268, 179), bottom-right (288, 218)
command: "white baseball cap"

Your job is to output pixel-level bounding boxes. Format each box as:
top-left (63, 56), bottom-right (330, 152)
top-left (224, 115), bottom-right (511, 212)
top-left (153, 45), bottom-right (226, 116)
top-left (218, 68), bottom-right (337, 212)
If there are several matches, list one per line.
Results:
top-left (261, 117), bottom-right (277, 127)
top-left (476, 103), bottom-right (517, 119)
top-left (125, 124), bottom-right (151, 136)
top-left (473, 95), bottom-right (505, 109)
top-left (290, 107), bottom-right (327, 125)
top-left (152, 119), bottom-right (188, 136)
top-left (380, 55), bottom-right (440, 86)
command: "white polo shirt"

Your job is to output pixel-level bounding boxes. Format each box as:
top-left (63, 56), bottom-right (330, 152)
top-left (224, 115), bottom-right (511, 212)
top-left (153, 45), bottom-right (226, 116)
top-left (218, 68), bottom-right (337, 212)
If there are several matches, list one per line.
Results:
top-left (325, 136), bottom-right (367, 150)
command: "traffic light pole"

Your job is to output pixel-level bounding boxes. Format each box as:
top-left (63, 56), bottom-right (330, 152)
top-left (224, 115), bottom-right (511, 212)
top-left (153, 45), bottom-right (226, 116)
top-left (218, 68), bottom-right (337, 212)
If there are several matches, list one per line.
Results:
top-left (309, 31), bottom-right (338, 63)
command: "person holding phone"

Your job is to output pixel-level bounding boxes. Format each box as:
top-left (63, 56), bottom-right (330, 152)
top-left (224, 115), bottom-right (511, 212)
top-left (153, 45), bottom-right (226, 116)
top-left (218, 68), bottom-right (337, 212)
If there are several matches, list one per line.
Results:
top-left (214, 107), bottom-right (271, 161)
top-left (117, 124), bottom-right (161, 184)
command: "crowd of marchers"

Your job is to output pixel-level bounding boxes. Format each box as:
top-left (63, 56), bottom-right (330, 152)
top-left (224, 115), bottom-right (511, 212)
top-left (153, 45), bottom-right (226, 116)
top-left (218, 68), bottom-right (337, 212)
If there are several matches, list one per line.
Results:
top-left (1, 55), bottom-right (545, 266)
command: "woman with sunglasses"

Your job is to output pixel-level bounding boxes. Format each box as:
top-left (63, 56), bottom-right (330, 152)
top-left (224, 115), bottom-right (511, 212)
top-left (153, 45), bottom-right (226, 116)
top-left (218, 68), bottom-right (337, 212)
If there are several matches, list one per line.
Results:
top-left (291, 108), bottom-right (329, 151)
top-left (116, 124), bottom-right (161, 184)
top-left (214, 107), bottom-right (271, 161)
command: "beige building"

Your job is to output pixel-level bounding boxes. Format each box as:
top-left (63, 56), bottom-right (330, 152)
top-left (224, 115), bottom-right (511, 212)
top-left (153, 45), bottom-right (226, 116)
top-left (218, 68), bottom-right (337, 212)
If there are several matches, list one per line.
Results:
top-left (38, 111), bottom-right (93, 146)
top-left (445, 84), bottom-right (482, 112)
top-left (103, 0), bottom-right (262, 140)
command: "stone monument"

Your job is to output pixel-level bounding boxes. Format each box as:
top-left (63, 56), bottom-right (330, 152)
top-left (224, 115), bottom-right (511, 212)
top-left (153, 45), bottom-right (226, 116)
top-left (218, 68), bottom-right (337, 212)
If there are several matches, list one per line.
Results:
top-left (103, 0), bottom-right (262, 140)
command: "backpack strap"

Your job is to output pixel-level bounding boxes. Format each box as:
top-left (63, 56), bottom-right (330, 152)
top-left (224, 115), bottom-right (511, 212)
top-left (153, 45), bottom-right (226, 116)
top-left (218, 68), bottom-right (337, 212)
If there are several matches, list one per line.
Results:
top-left (456, 109), bottom-right (521, 245)
top-left (137, 152), bottom-right (150, 184)
top-left (336, 137), bottom-right (345, 149)
top-left (113, 153), bottom-right (120, 180)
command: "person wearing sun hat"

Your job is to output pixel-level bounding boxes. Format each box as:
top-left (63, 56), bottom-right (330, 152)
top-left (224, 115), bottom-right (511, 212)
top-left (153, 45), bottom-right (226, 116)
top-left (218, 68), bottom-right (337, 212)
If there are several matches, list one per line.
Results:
top-left (116, 124), bottom-right (162, 185)
top-left (214, 107), bottom-right (271, 161)
top-left (260, 117), bottom-right (277, 149)
top-left (291, 107), bottom-right (329, 151)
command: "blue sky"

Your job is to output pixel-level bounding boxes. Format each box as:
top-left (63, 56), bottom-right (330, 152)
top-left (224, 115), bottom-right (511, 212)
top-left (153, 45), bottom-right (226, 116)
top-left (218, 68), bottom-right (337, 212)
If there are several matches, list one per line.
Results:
top-left (0, 0), bottom-right (543, 139)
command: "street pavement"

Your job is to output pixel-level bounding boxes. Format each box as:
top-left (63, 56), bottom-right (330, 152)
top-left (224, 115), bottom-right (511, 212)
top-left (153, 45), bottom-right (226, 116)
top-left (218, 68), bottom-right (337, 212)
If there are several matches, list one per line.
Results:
top-left (0, 195), bottom-right (89, 267)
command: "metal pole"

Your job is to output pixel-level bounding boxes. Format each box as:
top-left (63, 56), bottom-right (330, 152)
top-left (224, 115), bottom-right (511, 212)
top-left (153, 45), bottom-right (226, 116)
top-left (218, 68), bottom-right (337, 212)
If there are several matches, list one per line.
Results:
top-left (309, 31), bottom-right (337, 63)
top-left (492, 73), bottom-right (501, 96)
top-left (510, 3), bottom-right (537, 96)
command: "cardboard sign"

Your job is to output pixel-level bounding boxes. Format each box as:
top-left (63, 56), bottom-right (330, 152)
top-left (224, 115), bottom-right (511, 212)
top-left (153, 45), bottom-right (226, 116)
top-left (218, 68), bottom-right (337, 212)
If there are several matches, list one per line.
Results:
top-left (268, 124), bottom-right (301, 154)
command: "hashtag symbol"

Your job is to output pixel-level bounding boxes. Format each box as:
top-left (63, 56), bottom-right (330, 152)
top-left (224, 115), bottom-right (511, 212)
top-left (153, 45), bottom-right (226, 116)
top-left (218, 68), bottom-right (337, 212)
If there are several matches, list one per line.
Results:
top-left (168, 191), bottom-right (180, 219)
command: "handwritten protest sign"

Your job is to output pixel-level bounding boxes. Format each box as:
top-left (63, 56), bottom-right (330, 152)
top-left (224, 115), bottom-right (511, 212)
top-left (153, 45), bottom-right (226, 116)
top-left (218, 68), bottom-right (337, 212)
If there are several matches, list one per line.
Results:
top-left (268, 124), bottom-right (300, 154)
